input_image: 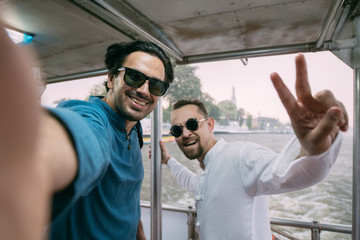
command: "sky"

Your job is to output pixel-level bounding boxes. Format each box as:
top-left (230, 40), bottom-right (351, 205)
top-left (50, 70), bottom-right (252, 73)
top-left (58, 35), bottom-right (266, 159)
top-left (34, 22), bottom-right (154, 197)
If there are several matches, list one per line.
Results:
top-left (41, 51), bottom-right (354, 126)
top-left (194, 51), bottom-right (354, 126)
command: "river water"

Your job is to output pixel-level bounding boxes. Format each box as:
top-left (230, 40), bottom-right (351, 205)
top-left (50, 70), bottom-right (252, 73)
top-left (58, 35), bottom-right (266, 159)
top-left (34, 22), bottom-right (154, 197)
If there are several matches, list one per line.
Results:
top-left (140, 133), bottom-right (353, 239)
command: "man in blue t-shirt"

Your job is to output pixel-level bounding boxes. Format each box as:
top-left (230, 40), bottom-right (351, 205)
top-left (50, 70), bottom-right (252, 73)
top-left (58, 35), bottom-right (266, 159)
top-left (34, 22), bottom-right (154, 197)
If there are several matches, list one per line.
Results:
top-left (0, 20), bottom-right (173, 240)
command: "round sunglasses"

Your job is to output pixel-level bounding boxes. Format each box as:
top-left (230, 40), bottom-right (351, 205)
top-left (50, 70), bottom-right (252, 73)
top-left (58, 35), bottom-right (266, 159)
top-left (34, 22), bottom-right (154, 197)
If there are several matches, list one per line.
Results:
top-left (170, 118), bottom-right (207, 138)
top-left (118, 67), bottom-right (169, 96)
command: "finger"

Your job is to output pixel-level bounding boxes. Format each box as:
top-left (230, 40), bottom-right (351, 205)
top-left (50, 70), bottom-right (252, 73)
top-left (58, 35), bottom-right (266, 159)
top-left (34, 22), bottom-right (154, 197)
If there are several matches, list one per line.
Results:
top-left (338, 101), bottom-right (348, 131)
top-left (160, 141), bottom-right (169, 151)
top-left (159, 141), bottom-right (168, 155)
top-left (295, 54), bottom-right (314, 103)
top-left (306, 107), bottom-right (342, 154)
top-left (313, 91), bottom-right (348, 129)
top-left (270, 72), bottom-right (298, 116)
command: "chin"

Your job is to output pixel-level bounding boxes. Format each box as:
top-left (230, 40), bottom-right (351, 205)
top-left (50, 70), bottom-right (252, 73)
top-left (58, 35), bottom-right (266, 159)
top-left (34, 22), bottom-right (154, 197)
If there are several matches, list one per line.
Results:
top-left (184, 151), bottom-right (200, 160)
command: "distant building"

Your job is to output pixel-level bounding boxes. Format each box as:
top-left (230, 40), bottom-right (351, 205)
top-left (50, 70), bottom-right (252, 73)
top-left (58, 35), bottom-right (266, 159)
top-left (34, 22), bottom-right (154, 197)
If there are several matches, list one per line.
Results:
top-left (252, 117), bottom-right (293, 133)
top-left (231, 85), bottom-right (237, 107)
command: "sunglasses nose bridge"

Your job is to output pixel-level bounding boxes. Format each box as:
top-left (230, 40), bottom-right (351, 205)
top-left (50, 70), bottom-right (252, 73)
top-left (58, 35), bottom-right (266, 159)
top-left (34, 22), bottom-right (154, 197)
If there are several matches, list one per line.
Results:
top-left (181, 125), bottom-right (193, 137)
top-left (136, 79), bottom-right (150, 94)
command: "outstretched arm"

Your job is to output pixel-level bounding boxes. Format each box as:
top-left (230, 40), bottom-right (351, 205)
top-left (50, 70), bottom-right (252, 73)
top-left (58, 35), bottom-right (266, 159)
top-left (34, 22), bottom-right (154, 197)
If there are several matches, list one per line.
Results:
top-left (0, 22), bottom-right (78, 240)
top-left (0, 21), bottom-right (49, 240)
top-left (270, 54), bottom-right (348, 156)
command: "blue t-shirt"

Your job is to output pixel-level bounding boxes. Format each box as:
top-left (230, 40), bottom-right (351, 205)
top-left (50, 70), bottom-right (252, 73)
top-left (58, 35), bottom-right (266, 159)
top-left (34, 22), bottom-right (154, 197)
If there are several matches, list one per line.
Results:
top-left (48, 96), bottom-right (144, 239)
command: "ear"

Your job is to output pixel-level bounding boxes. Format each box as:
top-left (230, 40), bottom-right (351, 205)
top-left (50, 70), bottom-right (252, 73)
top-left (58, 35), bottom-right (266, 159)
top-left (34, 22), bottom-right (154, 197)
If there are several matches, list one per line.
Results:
top-left (107, 73), bottom-right (115, 90)
top-left (207, 117), bottom-right (215, 133)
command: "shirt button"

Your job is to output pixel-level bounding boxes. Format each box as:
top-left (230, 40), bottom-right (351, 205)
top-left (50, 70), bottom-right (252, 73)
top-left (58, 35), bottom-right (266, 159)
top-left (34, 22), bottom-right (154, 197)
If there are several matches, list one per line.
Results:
top-left (195, 195), bottom-right (203, 201)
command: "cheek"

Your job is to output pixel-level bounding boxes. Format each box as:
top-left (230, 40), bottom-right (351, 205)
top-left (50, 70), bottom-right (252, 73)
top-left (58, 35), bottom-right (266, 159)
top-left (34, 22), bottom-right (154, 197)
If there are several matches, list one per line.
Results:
top-left (114, 81), bottom-right (129, 95)
top-left (107, 76), bottom-right (117, 89)
top-left (175, 138), bottom-right (182, 147)
top-left (149, 96), bottom-right (158, 106)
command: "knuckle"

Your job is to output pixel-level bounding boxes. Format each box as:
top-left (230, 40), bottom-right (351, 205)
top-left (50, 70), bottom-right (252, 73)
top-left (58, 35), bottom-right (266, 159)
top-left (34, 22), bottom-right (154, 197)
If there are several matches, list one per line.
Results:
top-left (315, 90), bottom-right (334, 100)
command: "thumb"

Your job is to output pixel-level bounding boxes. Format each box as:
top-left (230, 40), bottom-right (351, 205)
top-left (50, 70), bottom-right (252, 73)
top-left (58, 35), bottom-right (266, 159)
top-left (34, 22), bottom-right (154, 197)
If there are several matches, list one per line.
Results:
top-left (307, 107), bottom-right (341, 154)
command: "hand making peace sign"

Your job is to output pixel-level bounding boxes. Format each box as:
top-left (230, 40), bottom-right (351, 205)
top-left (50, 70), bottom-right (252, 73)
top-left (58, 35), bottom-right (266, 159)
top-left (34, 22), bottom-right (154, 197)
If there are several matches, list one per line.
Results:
top-left (270, 54), bottom-right (348, 155)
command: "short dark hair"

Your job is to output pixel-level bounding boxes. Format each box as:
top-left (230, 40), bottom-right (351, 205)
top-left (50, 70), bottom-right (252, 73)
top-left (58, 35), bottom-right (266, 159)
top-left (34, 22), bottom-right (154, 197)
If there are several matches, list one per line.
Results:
top-left (173, 99), bottom-right (209, 118)
top-left (103, 40), bottom-right (174, 91)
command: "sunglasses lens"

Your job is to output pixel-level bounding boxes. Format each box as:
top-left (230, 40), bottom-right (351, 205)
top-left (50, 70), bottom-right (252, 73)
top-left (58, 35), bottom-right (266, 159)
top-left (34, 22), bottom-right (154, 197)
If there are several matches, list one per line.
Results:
top-left (148, 79), bottom-right (168, 96)
top-left (170, 125), bottom-right (182, 138)
top-left (124, 68), bottom-right (168, 96)
top-left (124, 68), bottom-right (146, 88)
top-left (186, 118), bottom-right (199, 131)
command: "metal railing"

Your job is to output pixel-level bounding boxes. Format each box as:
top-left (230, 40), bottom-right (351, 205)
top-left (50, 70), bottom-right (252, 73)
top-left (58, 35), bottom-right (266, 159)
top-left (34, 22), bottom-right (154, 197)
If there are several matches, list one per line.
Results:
top-left (270, 217), bottom-right (352, 240)
top-left (140, 202), bottom-right (352, 240)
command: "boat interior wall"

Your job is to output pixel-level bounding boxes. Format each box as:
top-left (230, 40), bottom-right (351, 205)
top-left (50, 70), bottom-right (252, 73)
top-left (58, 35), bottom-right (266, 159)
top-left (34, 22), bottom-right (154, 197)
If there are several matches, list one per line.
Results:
top-left (1, 0), bottom-right (359, 83)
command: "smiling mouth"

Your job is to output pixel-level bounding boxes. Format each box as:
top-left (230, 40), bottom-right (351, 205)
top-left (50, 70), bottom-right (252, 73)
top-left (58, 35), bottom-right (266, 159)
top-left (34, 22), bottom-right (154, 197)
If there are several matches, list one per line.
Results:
top-left (184, 140), bottom-right (197, 147)
top-left (131, 96), bottom-right (147, 106)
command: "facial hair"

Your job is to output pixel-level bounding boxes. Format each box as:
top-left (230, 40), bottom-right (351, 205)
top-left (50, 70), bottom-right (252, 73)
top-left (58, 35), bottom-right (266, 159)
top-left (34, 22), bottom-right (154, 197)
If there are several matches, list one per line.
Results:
top-left (181, 137), bottom-right (204, 160)
top-left (114, 89), bottom-right (155, 122)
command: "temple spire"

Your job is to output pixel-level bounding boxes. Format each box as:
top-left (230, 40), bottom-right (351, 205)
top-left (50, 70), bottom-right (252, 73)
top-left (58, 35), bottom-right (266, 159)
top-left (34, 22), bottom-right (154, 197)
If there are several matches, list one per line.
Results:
top-left (231, 85), bottom-right (237, 107)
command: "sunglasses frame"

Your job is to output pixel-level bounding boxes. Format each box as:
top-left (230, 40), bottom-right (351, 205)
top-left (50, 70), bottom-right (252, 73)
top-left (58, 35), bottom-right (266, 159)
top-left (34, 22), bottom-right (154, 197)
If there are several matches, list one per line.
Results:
top-left (118, 67), bottom-right (169, 96)
top-left (170, 118), bottom-right (207, 138)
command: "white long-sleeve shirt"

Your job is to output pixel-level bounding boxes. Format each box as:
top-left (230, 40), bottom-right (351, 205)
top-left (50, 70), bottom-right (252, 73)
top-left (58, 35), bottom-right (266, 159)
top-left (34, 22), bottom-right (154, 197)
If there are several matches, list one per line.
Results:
top-left (166, 134), bottom-right (342, 240)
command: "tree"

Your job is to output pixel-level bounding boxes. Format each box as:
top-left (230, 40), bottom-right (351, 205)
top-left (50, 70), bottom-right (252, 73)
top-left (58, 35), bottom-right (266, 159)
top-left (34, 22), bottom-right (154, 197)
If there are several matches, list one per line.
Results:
top-left (246, 113), bottom-right (253, 130)
top-left (165, 65), bottom-right (203, 105)
top-left (88, 82), bottom-right (107, 97)
top-left (201, 93), bottom-right (220, 121)
top-left (163, 106), bottom-right (171, 123)
top-left (218, 100), bottom-right (237, 120)
top-left (163, 65), bottom-right (220, 122)
top-left (237, 108), bottom-right (245, 126)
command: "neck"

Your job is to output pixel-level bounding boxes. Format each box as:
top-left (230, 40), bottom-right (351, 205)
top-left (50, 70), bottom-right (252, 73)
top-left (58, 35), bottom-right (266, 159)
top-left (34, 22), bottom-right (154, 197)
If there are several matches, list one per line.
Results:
top-left (125, 120), bottom-right (137, 135)
top-left (197, 137), bottom-right (218, 170)
top-left (198, 159), bottom-right (206, 170)
top-left (102, 95), bottom-right (137, 135)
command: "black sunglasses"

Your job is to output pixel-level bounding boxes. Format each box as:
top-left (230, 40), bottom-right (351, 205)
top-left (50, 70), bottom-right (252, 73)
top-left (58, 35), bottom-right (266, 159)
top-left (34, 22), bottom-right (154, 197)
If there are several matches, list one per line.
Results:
top-left (118, 67), bottom-right (169, 96)
top-left (170, 118), bottom-right (206, 138)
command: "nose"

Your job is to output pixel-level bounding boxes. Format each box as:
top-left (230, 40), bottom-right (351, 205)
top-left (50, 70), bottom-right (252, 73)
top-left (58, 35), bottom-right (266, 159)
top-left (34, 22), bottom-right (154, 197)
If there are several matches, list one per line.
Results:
top-left (181, 126), bottom-right (192, 138)
top-left (136, 80), bottom-right (151, 97)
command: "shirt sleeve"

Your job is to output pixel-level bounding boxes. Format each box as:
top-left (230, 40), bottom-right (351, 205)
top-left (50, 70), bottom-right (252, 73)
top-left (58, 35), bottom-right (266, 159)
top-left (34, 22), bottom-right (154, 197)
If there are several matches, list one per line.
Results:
top-left (167, 158), bottom-right (200, 194)
top-left (48, 106), bottom-right (111, 220)
top-left (240, 133), bottom-right (343, 196)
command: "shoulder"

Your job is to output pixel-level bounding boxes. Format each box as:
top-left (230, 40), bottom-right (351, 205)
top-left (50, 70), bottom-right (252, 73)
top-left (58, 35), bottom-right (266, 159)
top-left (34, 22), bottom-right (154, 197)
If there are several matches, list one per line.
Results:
top-left (220, 140), bottom-right (255, 153)
top-left (57, 99), bottom-right (97, 111)
top-left (56, 99), bottom-right (107, 122)
top-left (216, 140), bottom-right (274, 165)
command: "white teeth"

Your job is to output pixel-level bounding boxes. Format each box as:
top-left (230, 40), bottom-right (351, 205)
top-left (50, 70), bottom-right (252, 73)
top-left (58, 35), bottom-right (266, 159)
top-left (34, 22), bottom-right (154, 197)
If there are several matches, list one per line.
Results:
top-left (132, 98), bottom-right (146, 106)
top-left (185, 140), bottom-right (196, 146)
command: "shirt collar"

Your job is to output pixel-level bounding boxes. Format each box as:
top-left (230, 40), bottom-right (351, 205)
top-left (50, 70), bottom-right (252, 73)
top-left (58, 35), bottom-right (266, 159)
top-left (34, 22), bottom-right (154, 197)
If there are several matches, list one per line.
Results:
top-left (88, 96), bottom-right (128, 131)
top-left (203, 138), bottom-right (226, 168)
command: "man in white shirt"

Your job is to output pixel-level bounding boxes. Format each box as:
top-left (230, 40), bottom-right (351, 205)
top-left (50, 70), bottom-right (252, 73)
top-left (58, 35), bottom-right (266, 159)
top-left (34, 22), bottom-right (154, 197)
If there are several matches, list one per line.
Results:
top-left (155, 54), bottom-right (348, 239)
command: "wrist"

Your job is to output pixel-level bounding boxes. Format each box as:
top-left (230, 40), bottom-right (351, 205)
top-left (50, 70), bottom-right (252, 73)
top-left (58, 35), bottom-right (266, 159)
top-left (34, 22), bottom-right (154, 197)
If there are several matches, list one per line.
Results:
top-left (165, 156), bottom-right (171, 164)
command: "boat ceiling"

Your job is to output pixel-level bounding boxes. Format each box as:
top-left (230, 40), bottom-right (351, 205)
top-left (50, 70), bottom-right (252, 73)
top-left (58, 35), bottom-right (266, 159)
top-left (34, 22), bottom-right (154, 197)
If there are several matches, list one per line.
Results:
top-left (0, 0), bottom-right (359, 82)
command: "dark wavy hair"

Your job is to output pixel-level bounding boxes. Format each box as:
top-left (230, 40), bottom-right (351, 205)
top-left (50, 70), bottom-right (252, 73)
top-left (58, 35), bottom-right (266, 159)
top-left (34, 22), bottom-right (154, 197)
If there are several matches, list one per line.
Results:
top-left (103, 40), bottom-right (174, 91)
top-left (173, 99), bottom-right (209, 118)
